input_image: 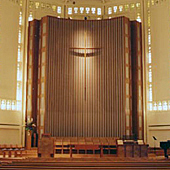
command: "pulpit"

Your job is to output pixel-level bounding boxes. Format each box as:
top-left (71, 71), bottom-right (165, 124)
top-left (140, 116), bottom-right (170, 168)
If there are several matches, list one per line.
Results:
top-left (38, 134), bottom-right (54, 158)
top-left (117, 140), bottom-right (124, 157)
top-left (124, 140), bottom-right (134, 157)
top-left (117, 139), bottom-right (148, 157)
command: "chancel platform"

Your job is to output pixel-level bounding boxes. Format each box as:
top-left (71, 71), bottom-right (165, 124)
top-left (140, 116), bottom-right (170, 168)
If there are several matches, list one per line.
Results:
top-left (1, 156), bottom-right (170, 170)
top-left (0, 139), bottom-right (170, 170)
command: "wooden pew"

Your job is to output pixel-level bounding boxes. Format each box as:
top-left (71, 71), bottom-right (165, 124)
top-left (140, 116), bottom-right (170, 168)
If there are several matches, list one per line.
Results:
top-left (0, 144), bottom-right (25, 158)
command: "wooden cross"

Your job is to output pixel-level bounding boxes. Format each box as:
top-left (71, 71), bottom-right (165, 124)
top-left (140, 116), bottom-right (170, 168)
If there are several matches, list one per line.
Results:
top-left (70, 31), bottom-right (101, 100)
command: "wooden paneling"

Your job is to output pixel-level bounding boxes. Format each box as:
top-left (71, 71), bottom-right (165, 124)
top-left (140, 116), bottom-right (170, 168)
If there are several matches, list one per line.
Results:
top-left (38, 17), bottom-right (48, 138)
top-left (124, 18), bottom-right (132, 137)
top-left (26, 20), bottom-right (40, 127)
top-left (131, 21), bottom-right (143, 139)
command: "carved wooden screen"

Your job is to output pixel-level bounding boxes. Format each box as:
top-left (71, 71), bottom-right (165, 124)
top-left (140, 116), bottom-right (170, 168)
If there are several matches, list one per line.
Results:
top-left (41, 16), bottom-right (131, 137)
top-left (26, 16), bottom-right (144, 138)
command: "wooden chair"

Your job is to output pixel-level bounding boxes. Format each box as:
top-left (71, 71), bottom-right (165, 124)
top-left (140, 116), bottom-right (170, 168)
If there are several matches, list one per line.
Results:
top-left (62, 138), bottom-right (70, 154)
top-left (1, 144), bottom-right (8, 158)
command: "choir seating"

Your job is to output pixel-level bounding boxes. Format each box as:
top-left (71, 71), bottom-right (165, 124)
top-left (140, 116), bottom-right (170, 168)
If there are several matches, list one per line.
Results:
top-left (0, 144), bottom-right (25, 158)
top-left (54, 137), bottom-right (119, 157)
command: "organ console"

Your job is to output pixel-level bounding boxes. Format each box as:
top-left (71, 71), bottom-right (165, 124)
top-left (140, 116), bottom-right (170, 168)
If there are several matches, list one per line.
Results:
top-left (160, 140), bottom-right (170, 158)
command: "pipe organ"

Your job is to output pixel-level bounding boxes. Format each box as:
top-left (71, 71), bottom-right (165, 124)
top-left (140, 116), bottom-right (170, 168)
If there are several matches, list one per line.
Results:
top-left (26, 16), bottom-right (143, 139)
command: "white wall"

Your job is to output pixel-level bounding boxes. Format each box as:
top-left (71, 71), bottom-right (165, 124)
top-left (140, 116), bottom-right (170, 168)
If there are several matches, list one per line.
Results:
top-left (151, 1), bottom-right (170, 101)
top-left (0, 1), bottom-right (19, 99)
top-left (147, 111), bottom-right (170, 147)
top-left (146, 0), bottom-right (170, 147)
top-left (0, 0), bottom-right (24, 145)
